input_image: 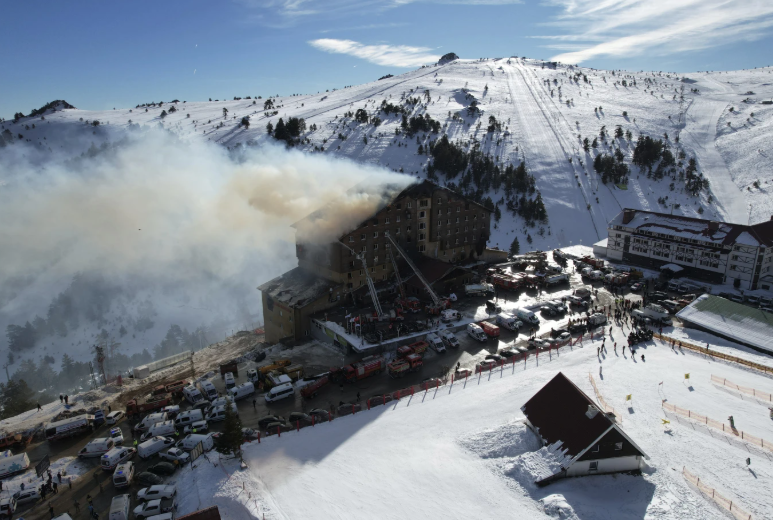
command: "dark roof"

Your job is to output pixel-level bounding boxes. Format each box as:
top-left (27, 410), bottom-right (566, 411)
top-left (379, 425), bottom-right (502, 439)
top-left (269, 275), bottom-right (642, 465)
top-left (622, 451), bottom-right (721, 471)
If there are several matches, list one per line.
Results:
top-left (257, 267), bottom-right (337, 308)
top-left (521, 372), bottom-right (618, 458)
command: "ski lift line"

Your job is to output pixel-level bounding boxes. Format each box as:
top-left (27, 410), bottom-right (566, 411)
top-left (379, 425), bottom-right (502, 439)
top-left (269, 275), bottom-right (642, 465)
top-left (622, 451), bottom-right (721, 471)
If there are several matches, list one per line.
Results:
top-left (384, 234), bottom-right (440, 305)
top-left (338, 240), bottom-right (385, 318)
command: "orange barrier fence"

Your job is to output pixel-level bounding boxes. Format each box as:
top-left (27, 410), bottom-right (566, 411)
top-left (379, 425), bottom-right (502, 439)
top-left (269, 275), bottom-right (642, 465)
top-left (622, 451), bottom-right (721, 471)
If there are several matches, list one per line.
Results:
top-left (662, 402), bottom-right (772, 452)
top-left (710, 375), bottom-right (773, 402)
top-left (682, 466), bottom-right (753, 520)
top-left (654, 334), bottom-right (773, 375)
top-left (588, 373), bottom-right (622, 423)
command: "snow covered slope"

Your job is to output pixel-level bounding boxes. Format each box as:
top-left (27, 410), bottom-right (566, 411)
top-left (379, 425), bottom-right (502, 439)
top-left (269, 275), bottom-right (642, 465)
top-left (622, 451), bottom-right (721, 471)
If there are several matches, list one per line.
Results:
top-left (4, 59), bottom-right (772, 249)
top-left (173, 329), bottom-right (773, 519)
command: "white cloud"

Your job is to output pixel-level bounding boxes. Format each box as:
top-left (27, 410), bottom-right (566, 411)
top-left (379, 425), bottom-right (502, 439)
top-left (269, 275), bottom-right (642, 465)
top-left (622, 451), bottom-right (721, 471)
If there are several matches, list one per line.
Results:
top-left (237, 0), bottom-right (520, 23)
top-left (309, 38), bottom-right (440, 67)
top-left (543, 0), bottom-right (773, 64)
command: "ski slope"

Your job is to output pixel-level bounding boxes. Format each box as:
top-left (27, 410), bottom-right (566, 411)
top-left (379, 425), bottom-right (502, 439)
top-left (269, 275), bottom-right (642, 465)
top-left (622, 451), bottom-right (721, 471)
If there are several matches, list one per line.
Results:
top-left (4, 59), bottom-right (772, 250)
top-left (167, 326), bottom-right (773, 520)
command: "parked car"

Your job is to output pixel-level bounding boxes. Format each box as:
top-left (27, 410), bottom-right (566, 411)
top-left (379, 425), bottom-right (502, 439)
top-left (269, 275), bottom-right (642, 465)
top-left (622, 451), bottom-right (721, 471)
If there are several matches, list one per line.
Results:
top-left (527, 338), bottom-right (552, 350)
top-left (137, 486), bottom-right (177, 502)
top-left (258, 415), bottom-right (285, 429)
top-left (475, 360), bottom-right (497, 372)
top-left (13, 489), bottom-right (40, 505)
top-left (308, 409), bottom-right (330, 422)
top-left (484, 354), bottom-right (503, 363)
top-left (499, 348), bottom-right (519, 358)
top-left (106, 411), bottom-right (125, 425)
top-left (287, 412), bottom-right (312, 426)
top-left (336, 403), bottom-right (362, 416)
top-left (158, 448), bottom-right (190, 464)
top-left (191, 401), bottom-right (212, 413)
top-left (367, 395), bottom-right (393, 407)
top-left (550, 328), bottom-right (569, 339)
top-left (650, 291), bottom-right (668, 301)
top-left (147, 462), bottom-right (176, 476)
top-left (241, 428), bottom-right (260, 441)
top-left (568, 323), bottom-right (587, 334)
top-left (553, 332), bottom-right (572, 346)
top-left (263, 422), bottom-right (294, 435)
top-left (137, 472), bottom-right (164, 487)
top-left (629, 282), bottom-right (643, 292)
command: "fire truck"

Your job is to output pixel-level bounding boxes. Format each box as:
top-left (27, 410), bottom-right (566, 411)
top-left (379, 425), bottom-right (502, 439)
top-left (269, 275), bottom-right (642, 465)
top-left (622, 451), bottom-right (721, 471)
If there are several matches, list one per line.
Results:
top-left (396, 341), bottom-right (428, 359)
top-left (491, 273), bottom-right (523, 291)
top-left (387, 354), bottom-right (423, 378)
top-left (126, 394), bottom-right (172, 417)
top-left (300, 375), bottom-right (329, 399)
top-left (330, 356), bottom-right (386, 384)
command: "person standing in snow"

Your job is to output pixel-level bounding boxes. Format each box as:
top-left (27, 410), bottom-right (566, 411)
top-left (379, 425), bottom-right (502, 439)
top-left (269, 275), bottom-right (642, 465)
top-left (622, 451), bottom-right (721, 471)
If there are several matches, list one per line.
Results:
top-left (37, 403), bottom-right (42, 412)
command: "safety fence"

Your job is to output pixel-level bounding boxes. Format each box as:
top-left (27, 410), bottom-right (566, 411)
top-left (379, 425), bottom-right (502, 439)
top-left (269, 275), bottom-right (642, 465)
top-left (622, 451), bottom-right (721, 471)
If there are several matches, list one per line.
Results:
top-left (682, 466), bottom-right (753, 520)
top-left (588, 373), bottom-right (622, 423)
top-left (654, 334), bottom-right (773, 376)
top-left (662, 402), bottom-right (772, 453)
top-left (253, 339), bottom-right (600, 439)
top-left (710, 375), bottom-right (773, 403)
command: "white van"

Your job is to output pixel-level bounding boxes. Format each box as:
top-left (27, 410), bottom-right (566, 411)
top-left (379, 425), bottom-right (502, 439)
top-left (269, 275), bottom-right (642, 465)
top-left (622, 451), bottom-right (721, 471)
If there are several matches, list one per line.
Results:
top-left (425, 333), bottom-right (446, 353)
top-left (224, 372), bottom-right (236, 390)
top-left (439, 329), bottom-right (460, 349)
top-left (174, 409), bottom-right (204, 428)
top-left (515, 309), bottom-right (540, 326)
top-left (176, 433), bottom-right (214, 452)
top-left (141, 420), bottom-right (176, 442)
top-left (197, 380), bottom-right (218, 400)
top-left (112, 461), bottom-right (134, 488)
top-left (101, 447), bottom-right (136, 471)
top-left (105, 411), bottom-right (124, 425)
top-left (495, 312), bottom-right (522, 331)
top-left (205, 403), bottom-right (238, 422)
top-left (78, 438), bottom-right (114, 458)
top-left (265, 383), bottom-right (294, 403)
top-left (137, 413), bottom-right (167, 432)
top-left (182, 385), bottom-right (204, 405)
top-left (138, 437), bottom-right (175, 459)
top-left (228, 382), bottom-right (255, 401)
top-left (109, 495), bottom-right (131, 520)
top-left (466, 323), bottom-right (487, 342)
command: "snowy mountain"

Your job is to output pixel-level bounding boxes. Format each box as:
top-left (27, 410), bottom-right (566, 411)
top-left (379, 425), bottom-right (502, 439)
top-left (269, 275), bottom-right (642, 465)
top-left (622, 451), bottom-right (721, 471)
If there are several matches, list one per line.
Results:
top-left (2, 57), bottom-right (772, 386)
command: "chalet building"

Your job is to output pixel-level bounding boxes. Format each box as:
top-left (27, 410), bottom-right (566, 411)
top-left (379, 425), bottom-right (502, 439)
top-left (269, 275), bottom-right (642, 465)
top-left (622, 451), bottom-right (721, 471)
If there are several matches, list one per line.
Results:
top-left (259, 181), bottom-right (493, 344)
top-left (606, 209), bottom-right (773, 290)
top-left (521, 372), bottom-right (648, 484)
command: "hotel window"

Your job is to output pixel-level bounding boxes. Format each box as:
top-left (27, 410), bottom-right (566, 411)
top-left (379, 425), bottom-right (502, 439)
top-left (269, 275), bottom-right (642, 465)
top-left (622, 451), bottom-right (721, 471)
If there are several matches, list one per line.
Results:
top-left (419, 211), bottom-right (426, 218)
top-left (349, 236), bottom-right (354, 243)
top-left (395, 228), bottom-right (401, 235)
top-left (385, 217), bottom-right (390, 224)
top-left (419, 233), bottom-right (426, 241)
top-left (373, 231), bottom-right (378, 238)
top-left (396, 216), bottom-right (401, 222)
top-left (407, 202), bottom-right (412, 208)
top-left (419, 222), bottom-right (426, 230)
top-left (361, 234), bottom-right (366, 241)
top-left (419, 245), bottom-right (426, 252)
top-left (456, 207), bottom-right (460, 212)
top-left (420, 199), bottom-right (428, 207)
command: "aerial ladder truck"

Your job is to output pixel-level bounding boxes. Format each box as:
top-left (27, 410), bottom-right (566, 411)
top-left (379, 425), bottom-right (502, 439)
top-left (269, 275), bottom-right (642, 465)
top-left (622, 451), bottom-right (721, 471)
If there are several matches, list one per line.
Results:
top-left (384, 234), bottom-right (451, 315)
top-left (387, 243), bottom-right (420, 313)
top-left (338, 241), bottom-right (386, 321)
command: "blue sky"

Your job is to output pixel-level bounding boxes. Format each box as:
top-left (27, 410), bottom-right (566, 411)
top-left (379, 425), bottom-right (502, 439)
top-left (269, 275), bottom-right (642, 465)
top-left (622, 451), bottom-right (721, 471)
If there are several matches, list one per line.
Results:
top-left (2, 0), bottom-right (772, 119)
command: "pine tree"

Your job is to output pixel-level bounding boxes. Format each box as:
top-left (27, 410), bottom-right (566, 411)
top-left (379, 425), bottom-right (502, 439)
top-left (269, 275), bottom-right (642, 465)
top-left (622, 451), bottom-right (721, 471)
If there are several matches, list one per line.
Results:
top-left (0, 379), bottom-right (36, 419)
top-left (509, 237), bottom-right (520, 256)
top-left (215, 397), bottom-right (244, 459)
top-left (266, 121), bottom-right (273, 135)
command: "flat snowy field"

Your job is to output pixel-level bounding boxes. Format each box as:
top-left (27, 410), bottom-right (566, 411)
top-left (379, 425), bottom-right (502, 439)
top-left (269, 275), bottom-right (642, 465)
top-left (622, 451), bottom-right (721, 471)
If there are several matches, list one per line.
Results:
top-left (166, 327), bottom-right (773, 520)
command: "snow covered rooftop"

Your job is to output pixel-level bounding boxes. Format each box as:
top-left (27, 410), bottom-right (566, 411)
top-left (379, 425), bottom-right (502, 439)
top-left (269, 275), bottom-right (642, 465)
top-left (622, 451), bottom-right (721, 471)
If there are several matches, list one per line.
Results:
top-left (611, 209), bottom-right (773, 248)
top-left (676, 294), bottom-right (773, 353)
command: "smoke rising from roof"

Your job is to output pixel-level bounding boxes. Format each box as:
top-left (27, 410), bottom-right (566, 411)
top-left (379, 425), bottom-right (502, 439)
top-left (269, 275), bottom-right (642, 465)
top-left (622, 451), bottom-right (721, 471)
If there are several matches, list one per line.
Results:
top-left (0, 129), bottom-right (413, 359)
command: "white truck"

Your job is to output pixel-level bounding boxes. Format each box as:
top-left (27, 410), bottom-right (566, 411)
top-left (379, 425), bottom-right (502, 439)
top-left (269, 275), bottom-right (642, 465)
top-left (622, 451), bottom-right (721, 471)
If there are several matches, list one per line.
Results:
top-left (440, 309), bottom-right (461, 322)
top-left (0, 451), bottom-right (30, 479)
top-left (546, 273), bottom-right (569, 286)
top-left (78, 438), bottom-right (115, 458)
top-left (587, 313), bottom-right (607, 327)
top-left (642, 303), bottom-right (669, 321)
top-left (466, 323), bottom-right (488, 342)
top-left (182, 385), bottom-right (205, 405)
top-left (425, 333), bottom-right (446, 353)
top-left (197, 380), bottom-right (218, 400)
top-left (495, 313), bottom-right (522, 331)
top-left (464, 283), bottom-right (494, 297)
top-left (133, 498), bottom-right (177, 520)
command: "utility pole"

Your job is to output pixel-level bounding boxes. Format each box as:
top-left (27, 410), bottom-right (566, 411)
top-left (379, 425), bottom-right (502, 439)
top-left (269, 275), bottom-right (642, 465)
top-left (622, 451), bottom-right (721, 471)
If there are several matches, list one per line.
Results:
top-left (2, 363), bottom-right (9, 382)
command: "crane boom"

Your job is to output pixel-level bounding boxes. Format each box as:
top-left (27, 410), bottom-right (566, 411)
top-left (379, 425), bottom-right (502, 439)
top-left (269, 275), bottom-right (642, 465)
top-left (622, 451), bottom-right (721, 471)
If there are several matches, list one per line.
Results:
top-left (338, 241), bottom-right (384, 318)
top-left (385, 234), bottom-right (440, 305)
top-left (387, 244), bottom-right (406, 300)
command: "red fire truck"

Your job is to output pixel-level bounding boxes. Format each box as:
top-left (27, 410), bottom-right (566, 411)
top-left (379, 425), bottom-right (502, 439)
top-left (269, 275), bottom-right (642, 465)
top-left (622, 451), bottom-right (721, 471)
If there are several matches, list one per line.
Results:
top-left (125, 394), bottom-right (172, 417)
top-left (300, 375), bottom-right (329, 399)
top-left (387, 354), bottom-right (423, 378)
top-left (396, 341), bottom-right (428, 359)
top-left (330, 356), bottom-right (386, 384)
top-left (480, 321), bottom-right (500, 338)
